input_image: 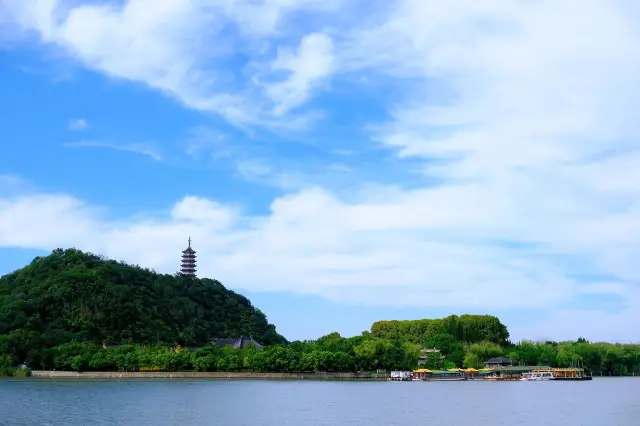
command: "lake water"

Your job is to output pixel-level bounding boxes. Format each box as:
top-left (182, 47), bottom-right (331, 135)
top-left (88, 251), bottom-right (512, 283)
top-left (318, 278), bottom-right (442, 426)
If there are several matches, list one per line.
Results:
top-left (1, 378), bottom-right (638, 425)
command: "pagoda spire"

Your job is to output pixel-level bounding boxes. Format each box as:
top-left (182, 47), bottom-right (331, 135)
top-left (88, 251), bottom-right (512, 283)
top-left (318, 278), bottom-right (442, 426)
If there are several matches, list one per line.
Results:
top-left (180, 237), bottom-right (197, 277)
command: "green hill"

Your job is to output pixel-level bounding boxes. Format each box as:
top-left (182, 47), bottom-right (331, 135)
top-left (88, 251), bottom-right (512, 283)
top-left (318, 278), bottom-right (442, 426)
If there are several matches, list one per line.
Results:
top-left (0, 248), bottom-right (286, 368)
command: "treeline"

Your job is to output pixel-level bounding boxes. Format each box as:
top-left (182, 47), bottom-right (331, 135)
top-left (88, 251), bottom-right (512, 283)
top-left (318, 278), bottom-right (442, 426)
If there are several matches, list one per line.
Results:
top-left (371, 315), bottom-right (510, 346)
top-left (0, 249), bottom-right (286, 368)
top-left (7, 330), bottom-right (638, 376)
top-left (7, 333), bottom-right (420, 373)
top-left (2, 327), bottom-right (639, 375)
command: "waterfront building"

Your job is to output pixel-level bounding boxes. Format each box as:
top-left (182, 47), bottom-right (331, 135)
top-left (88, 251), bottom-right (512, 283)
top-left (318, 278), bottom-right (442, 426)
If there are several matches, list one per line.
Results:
top-left (417, 347), bottom-right (445, 366)
top-left (484, 356), bottom-right (513, 368)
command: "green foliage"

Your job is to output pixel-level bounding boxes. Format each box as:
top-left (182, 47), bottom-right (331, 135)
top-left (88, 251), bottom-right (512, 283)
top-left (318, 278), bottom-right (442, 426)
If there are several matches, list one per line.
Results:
top-left (0, 248), bottom-right (286, 369)
top-left (467, 341), bottom-right (503, 362)
top-left (462, 352), bottom-right (483, 369)
top-left (13, 334), bottom-right (420, 373)
top-left (424, 333), bottom-right (465, 366)
top-left (507, 340), bottom-right (640, 376)
top-left (368, 318), bottom-right (640, 376)
top-left (0, 366), bottom-right (31, 377)
top-left (422, 352), bottom-right (444, 370)
top-left (352, 338), bottom-right (420, 371)
top-left (35, 333), bottom-right (640, 377)
top-left (371, 315), bottom-right (510, 346)
top-left (368, 316), bottom-right (640, 376)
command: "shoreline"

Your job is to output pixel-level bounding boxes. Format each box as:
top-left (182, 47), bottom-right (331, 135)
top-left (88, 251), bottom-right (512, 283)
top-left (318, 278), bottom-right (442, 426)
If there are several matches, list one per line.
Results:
top-left (28, 371), bottom-right (390, 381)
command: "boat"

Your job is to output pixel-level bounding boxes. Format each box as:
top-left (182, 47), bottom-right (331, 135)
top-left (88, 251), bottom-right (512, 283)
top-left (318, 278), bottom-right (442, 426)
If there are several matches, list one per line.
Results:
top-left (520, 371), bottom-right (555, 381)
top-left (519, 367), bottom-right (593, 381)
top-left (430, 377), bottom-right (468, 381)
top-left (545, 367), bottom-right (593, 381)
top-left (552, 375), bottom-right (593, 381)
top-left (389, 371), bottom-right (413, 381)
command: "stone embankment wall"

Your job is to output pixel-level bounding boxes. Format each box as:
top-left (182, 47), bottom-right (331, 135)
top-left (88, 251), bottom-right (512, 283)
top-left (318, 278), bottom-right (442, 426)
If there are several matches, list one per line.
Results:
top-left (31, 371), bottom-right (389, 380)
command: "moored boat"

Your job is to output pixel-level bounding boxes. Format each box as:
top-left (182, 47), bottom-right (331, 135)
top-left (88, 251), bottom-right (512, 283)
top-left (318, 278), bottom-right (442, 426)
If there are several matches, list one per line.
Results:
top-left (389, 371), bottom-right (413, 381)
top-left (535, 367), bottom-right (593, 381)
top-left (520, 371), bottom-right (555, 381)
top-left (517, 367), bottom-right (593, 381)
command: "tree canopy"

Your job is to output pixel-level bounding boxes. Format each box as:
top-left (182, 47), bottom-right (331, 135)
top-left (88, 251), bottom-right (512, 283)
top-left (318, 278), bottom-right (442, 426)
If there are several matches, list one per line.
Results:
top-left (371, 314), bottom-right (510, 346)
top-left (0, 248), bottom-right (286, 368)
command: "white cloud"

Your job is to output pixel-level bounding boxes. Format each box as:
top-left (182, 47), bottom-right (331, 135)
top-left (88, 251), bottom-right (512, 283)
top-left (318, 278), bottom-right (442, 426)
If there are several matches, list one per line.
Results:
top-left (262, 33), bottom-right (334, 116)
top-left (0, 187), bottom-right (572, 306)
top-left (2, 183), bottom-right (640, 341)
top-left (62, 141), bottom-right (163, 161)
top-left (233, 158), bottom-right (352, 191)
top-left (0, 174), bottom-right (26, 189)
top-left (0, 0), bottom-right (341, 128)
top-left (0, 174), bottom-right (33, 197)
top-left (184, 127), bottom-right (229, 158)
top-left (68, 118), bottom-right (88, 131)
top-left (517, 300), bottom-right (640, 344)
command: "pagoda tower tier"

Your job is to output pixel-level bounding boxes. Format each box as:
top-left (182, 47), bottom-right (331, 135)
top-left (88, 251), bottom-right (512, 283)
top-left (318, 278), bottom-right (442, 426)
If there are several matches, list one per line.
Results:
top-left (180, 237), bottom-right (197, 277)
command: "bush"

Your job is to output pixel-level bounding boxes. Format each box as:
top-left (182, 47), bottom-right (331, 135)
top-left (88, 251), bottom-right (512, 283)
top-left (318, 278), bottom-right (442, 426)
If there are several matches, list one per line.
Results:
top-left (0, 367), bottom-right (31, 377)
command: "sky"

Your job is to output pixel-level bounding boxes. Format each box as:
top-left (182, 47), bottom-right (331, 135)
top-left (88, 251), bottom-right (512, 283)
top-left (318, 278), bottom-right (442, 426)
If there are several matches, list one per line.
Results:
top-left (1, 0), bottom-right (640, 343)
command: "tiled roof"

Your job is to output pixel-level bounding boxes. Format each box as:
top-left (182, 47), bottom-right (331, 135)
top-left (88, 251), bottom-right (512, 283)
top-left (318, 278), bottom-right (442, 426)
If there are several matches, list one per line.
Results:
top-left (492, 365), bottom-right (552, 372)
top-left (211, 336), bottom-right (263, 350)
top-left (485, 356), bottom-right (513, 364)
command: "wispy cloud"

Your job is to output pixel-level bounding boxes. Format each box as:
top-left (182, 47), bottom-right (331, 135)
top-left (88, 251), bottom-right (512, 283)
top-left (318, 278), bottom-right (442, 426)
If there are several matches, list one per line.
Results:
top-left (0, 174), bottom-right (32, 195)
top-left (63, 141), bottom-right (162, 162)
top-left (0, 0), bottom-right (342, 130)
top-left (0, 174), bottom-right (24, 188)
top-left (260, 33), bottom-right (335, 116)
top-left (68, 118), bottom-right (88, 131)
top-left (184, 127), bottom-right (230, 159)
top-left (233, 158), bottom-right (306, 190)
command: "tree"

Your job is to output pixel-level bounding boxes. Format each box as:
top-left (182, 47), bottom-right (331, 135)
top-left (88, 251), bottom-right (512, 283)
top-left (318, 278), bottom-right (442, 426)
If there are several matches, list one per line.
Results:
top-left (556, 349), bottom-right (582, 367)
top-left (467, 341), bottom-right (503, 363)
top-left (463, 353), bottom-right (483, 369)
top-left (0, 248), bottom-right (287, 369)
top-left (423, 352), bottom-right (444, 370)
top-left (370, 315), bottom-right (510, 346)
top-left (424, 333), bottom-right (457, 354)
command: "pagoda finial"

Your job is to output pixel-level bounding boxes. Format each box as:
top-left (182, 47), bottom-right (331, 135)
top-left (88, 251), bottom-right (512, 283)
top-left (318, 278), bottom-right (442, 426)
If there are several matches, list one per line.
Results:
top-left (188, 236), bottom-right (191, 248)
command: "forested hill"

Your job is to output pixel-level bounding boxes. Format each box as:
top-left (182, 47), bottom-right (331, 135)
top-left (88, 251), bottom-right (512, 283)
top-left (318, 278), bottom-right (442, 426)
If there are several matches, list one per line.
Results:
top-left (0, 248), bottom-right (286, 366)
top-left (370, 314), bottom-right (510, 346)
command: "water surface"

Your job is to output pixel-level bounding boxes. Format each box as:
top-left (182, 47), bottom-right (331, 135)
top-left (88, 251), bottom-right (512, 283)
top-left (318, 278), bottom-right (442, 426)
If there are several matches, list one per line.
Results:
top-left (1, 378), bottom-right (638, 425)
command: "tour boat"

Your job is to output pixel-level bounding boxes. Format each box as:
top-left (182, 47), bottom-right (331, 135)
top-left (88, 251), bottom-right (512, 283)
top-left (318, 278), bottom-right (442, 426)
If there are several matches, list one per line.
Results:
top-left (520, 371), bottom-right (555, 381)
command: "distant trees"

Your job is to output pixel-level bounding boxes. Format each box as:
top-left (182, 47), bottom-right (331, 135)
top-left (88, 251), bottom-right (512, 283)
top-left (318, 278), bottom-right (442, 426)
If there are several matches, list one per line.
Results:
top-left (11, 332), bottom-right (638, 376)
top-left (371, 314), bottom-right (510, 346)
top-left (0, 248), bottom-right (286, 368)
top-left (15, 334), bottom-right (417, 373)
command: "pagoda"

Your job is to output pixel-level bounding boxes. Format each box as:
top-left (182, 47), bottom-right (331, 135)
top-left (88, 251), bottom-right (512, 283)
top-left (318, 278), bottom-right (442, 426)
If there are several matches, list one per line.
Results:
top-left (180, 237), bottom-right (197, 277)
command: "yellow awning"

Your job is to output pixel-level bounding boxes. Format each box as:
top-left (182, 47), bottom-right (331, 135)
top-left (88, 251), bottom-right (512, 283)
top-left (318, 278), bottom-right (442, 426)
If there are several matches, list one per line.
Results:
top-left (464, 368), bottom-right (479, 372)
top-left (412, 368), bottom-right (432, 373)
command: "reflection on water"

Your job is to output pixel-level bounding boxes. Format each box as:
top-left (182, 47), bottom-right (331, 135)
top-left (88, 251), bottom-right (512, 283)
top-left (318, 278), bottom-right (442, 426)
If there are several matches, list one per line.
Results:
top-left (1, 378), bottom-right (639, 425)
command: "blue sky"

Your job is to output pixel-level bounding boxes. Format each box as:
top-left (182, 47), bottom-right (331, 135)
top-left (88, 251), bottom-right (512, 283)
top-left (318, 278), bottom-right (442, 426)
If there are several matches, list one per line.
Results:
top-left (1, 0), bottom-right (640, 343)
